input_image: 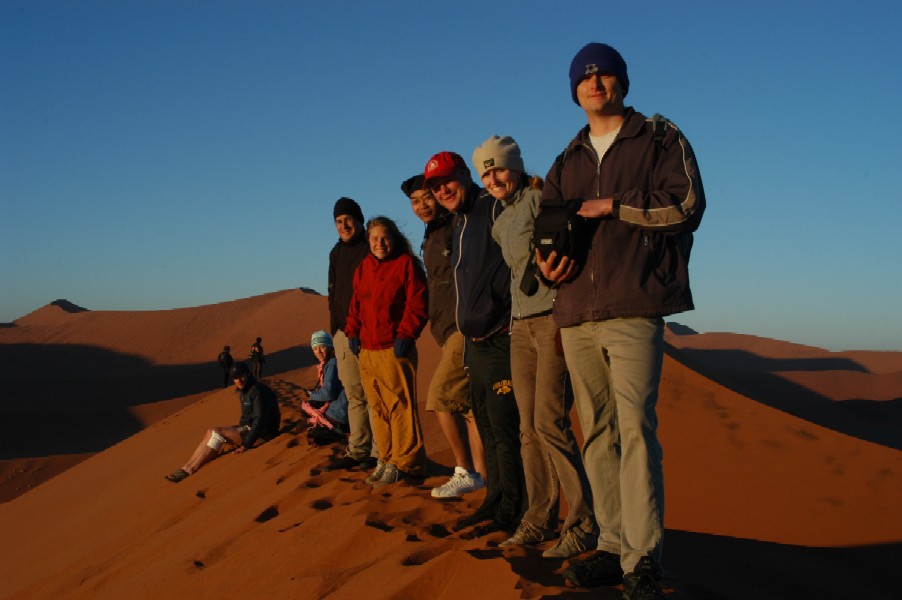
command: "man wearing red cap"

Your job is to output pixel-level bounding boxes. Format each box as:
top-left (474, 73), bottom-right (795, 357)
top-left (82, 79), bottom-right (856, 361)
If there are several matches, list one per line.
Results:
top-left (424, 151), bottom-right (524, 534)
top-left (536, 43), bottom-right (706, 599)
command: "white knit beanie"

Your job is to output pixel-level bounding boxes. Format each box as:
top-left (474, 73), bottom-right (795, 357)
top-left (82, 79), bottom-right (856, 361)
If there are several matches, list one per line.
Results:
top-left (471, 135), bottom-right (525, 179)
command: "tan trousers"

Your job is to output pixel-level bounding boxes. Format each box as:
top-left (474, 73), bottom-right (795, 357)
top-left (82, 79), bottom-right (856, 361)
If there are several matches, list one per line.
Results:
top-left (358, 347), bottom-right (426, 476)
top-left (510, 314), bottom-right (594, 534)
top-left (561, 317), bottom-right (665, 574)
top-left (333, 330), bottom-right (377, 460)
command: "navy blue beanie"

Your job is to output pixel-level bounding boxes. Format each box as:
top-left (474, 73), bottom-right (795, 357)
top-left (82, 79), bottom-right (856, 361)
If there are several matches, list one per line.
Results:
top-left (569, 43), bottom-right (629, 105)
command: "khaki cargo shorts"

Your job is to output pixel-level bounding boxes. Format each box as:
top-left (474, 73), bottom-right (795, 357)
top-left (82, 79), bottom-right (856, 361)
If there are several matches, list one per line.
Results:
top-left (426, 331), bottom-right (471, 413)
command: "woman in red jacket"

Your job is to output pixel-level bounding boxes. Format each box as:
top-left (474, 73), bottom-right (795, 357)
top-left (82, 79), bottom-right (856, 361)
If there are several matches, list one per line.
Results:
top-left (345, 216), bottom-right (429, 488)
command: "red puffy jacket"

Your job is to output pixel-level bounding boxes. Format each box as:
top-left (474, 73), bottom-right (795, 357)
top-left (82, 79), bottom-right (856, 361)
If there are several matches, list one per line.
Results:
top-left (345, 252), bottom-right (428, 350)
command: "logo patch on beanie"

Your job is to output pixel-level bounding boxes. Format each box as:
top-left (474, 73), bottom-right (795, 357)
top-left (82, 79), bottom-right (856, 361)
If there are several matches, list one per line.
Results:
top-left (584, 64), bottom-right (599, 75)
top-left (426, 159), bottom-right (439, 173)
top-left (483, 158), bottom-right (495, 169)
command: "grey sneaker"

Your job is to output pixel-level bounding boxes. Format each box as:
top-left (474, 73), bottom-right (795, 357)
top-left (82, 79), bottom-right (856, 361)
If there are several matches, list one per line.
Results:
top-left (499, 521), bottom-right (553, 547)
top-left (364, 460), bottom-right (386, 485)
top-left (372, 463), bottom-right (399, 489)
top-left (542, 526), bottom-right (597, 559)
top-left (431, 466), bottom-right (485, 498)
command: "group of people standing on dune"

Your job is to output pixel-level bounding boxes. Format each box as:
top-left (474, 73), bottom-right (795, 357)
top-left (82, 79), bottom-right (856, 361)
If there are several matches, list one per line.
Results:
top-left (166, 42), bottom-right (706, 600)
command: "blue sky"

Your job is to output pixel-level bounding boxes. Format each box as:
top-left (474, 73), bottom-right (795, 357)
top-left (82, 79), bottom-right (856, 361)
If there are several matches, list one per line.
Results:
top-left (2, 1), bottom-right (901, 351)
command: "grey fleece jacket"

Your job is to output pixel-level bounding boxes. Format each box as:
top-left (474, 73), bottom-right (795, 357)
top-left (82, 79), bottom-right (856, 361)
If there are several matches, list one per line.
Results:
top-left (492, 185), bottom-right (556, 320)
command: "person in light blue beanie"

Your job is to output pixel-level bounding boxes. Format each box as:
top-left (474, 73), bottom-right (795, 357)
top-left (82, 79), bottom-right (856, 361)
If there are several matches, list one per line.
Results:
top-left (302, 330), bottom-right (349, 437)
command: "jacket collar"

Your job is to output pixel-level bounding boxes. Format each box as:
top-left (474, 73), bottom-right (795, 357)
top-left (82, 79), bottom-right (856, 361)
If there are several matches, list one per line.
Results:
top-left (501, 184), bottom-right (529, 208)
top-left (568, 107), bottom-right (643, 152)
top-left (457, 183), bottom-right (483, 214)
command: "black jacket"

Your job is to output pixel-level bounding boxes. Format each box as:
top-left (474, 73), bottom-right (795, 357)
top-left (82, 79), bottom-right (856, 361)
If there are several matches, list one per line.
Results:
top-left (450, 185), bottom-right (511, 339)
top-left (328, 233), bottom-right (370, 335)
top-left (422, 212), bottom-right (456, 346)
top-left (238, 378), bottom-right (281, 449)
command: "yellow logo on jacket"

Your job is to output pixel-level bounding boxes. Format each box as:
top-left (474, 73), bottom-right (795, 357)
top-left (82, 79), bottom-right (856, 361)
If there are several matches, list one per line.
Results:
top-left (492, 379), bottom-right (513, 395)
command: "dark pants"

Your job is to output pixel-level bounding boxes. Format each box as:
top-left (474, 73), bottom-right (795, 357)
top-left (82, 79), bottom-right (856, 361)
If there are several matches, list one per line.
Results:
top-left (467, 335), bottom-right (524, 526)
top-left (221, 368), bottom-right (231, 388)
top-left (252, 359), bottom-right (263, 379)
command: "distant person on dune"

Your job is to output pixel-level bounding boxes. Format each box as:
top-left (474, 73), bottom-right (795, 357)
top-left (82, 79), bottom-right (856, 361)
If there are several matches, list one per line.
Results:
top-left (165, 362), bottom-right (281, 482)
top-left (217, 345), bottom-right (234, 388)
top-left (249, 337), bottom-right (265, 378)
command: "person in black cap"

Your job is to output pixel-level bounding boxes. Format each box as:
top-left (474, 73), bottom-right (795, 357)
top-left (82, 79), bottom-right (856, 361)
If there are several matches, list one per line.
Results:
top-left (401, 174), bottom-right (486, 499)
top-left (249, 337), bottom-right (265, 379)
top-left (165, 362), bottom-right (281, 482)
top-left (325, 197), bottom-right (379, 471)
top-left (536, 42), bottom-right (706, 598)
top-left (217, 345), bottom-right (233, 388)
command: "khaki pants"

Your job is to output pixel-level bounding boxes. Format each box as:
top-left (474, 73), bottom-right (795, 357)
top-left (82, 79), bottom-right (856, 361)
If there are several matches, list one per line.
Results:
top-left (358, 347), bottom-right (426, 476)
top-left (333, 330), bottom-right (377, 460)
top-left (510, 314), bottom-right (594, 534)
top-left (561, 317), bottom-right (665, 574)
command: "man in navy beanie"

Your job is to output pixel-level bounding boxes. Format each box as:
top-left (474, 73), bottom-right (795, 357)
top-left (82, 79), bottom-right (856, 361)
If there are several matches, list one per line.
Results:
top-left (536, 43), bottom-right (706, 599)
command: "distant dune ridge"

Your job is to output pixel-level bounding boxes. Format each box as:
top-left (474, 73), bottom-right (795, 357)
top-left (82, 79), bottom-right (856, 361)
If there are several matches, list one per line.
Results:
top-left (0, 289), bottom-right (899, 599)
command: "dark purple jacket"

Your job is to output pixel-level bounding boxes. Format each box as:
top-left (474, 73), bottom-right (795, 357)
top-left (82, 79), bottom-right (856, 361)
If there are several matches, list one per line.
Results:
top-left (541, 108), bottom-right (705, 327)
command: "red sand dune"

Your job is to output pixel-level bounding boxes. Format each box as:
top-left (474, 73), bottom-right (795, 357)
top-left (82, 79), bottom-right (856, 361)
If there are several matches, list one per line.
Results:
top-left (1, 290), bottom-right (900, 599)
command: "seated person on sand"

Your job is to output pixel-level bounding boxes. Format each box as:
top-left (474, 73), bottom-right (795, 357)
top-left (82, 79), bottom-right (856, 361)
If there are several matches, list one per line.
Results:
top-left (301, 330), bottom-right (350, 441)
top-left (165, 361), bottom-right (282, 482)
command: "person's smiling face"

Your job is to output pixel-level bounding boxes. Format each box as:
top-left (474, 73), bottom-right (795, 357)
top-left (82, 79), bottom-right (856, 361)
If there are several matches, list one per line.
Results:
top-left (428, 175), bottom-right (467, 213)
top-left (576, 73), bottom-right (625, 116)
top-left (313, 345), bottom-right (329, 363)
top-left (335, 214), bottom-right (359, 242)
top-left (481, 168), bottom-right (520, 201)
top-left (410, 189), bottom-right (439, 223)
top-left (369, 225), bottom-right (394, 260)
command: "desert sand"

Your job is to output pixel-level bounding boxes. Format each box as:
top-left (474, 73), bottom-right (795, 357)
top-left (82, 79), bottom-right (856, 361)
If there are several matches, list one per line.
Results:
top-left (1, 289), bottom-right (899, 599)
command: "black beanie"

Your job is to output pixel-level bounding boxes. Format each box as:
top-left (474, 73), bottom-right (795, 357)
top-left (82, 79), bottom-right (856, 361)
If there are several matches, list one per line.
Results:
top-left (333, 197), bottom-right (364, 224)
top-left (400, 174), bottom-right (425, 198)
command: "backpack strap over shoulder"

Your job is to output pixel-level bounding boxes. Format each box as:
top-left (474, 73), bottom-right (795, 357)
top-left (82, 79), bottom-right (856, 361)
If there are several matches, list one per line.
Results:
top-left (647, 113), bottom-right (670, 150)
top-left (552, 147), bottom-right (571, 178)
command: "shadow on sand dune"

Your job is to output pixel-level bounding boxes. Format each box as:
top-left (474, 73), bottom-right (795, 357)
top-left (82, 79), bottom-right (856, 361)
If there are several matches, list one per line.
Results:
top-left (0, 343), bottom-right (316, 459)
top-left (664, 529), bottom-right (901, 600)
top-left (665, 345), bottom-right (902, 450)
top-left (462, 528), bottom-right (900, 599)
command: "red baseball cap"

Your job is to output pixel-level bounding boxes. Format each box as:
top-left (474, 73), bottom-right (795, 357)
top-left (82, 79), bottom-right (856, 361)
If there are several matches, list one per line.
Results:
top-left (424, 151), bottom-right (470, 184)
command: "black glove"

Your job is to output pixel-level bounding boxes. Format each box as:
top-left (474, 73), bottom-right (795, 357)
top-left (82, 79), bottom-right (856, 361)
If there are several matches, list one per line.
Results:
top-left (349, 337), bottom-right (360, 355)
top-left (393, 338), bottom-right (413, 358)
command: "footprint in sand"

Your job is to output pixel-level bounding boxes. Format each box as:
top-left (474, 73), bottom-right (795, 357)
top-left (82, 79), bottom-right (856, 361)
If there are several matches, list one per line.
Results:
top-left (311, 499), bottom-right (332, 510)
top-left (255, 506), bottom-right (279, 523)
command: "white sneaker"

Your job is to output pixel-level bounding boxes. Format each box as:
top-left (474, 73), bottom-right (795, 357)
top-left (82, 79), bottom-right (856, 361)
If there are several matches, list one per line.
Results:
top-left (431, 466), bottom-right (484, 498)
